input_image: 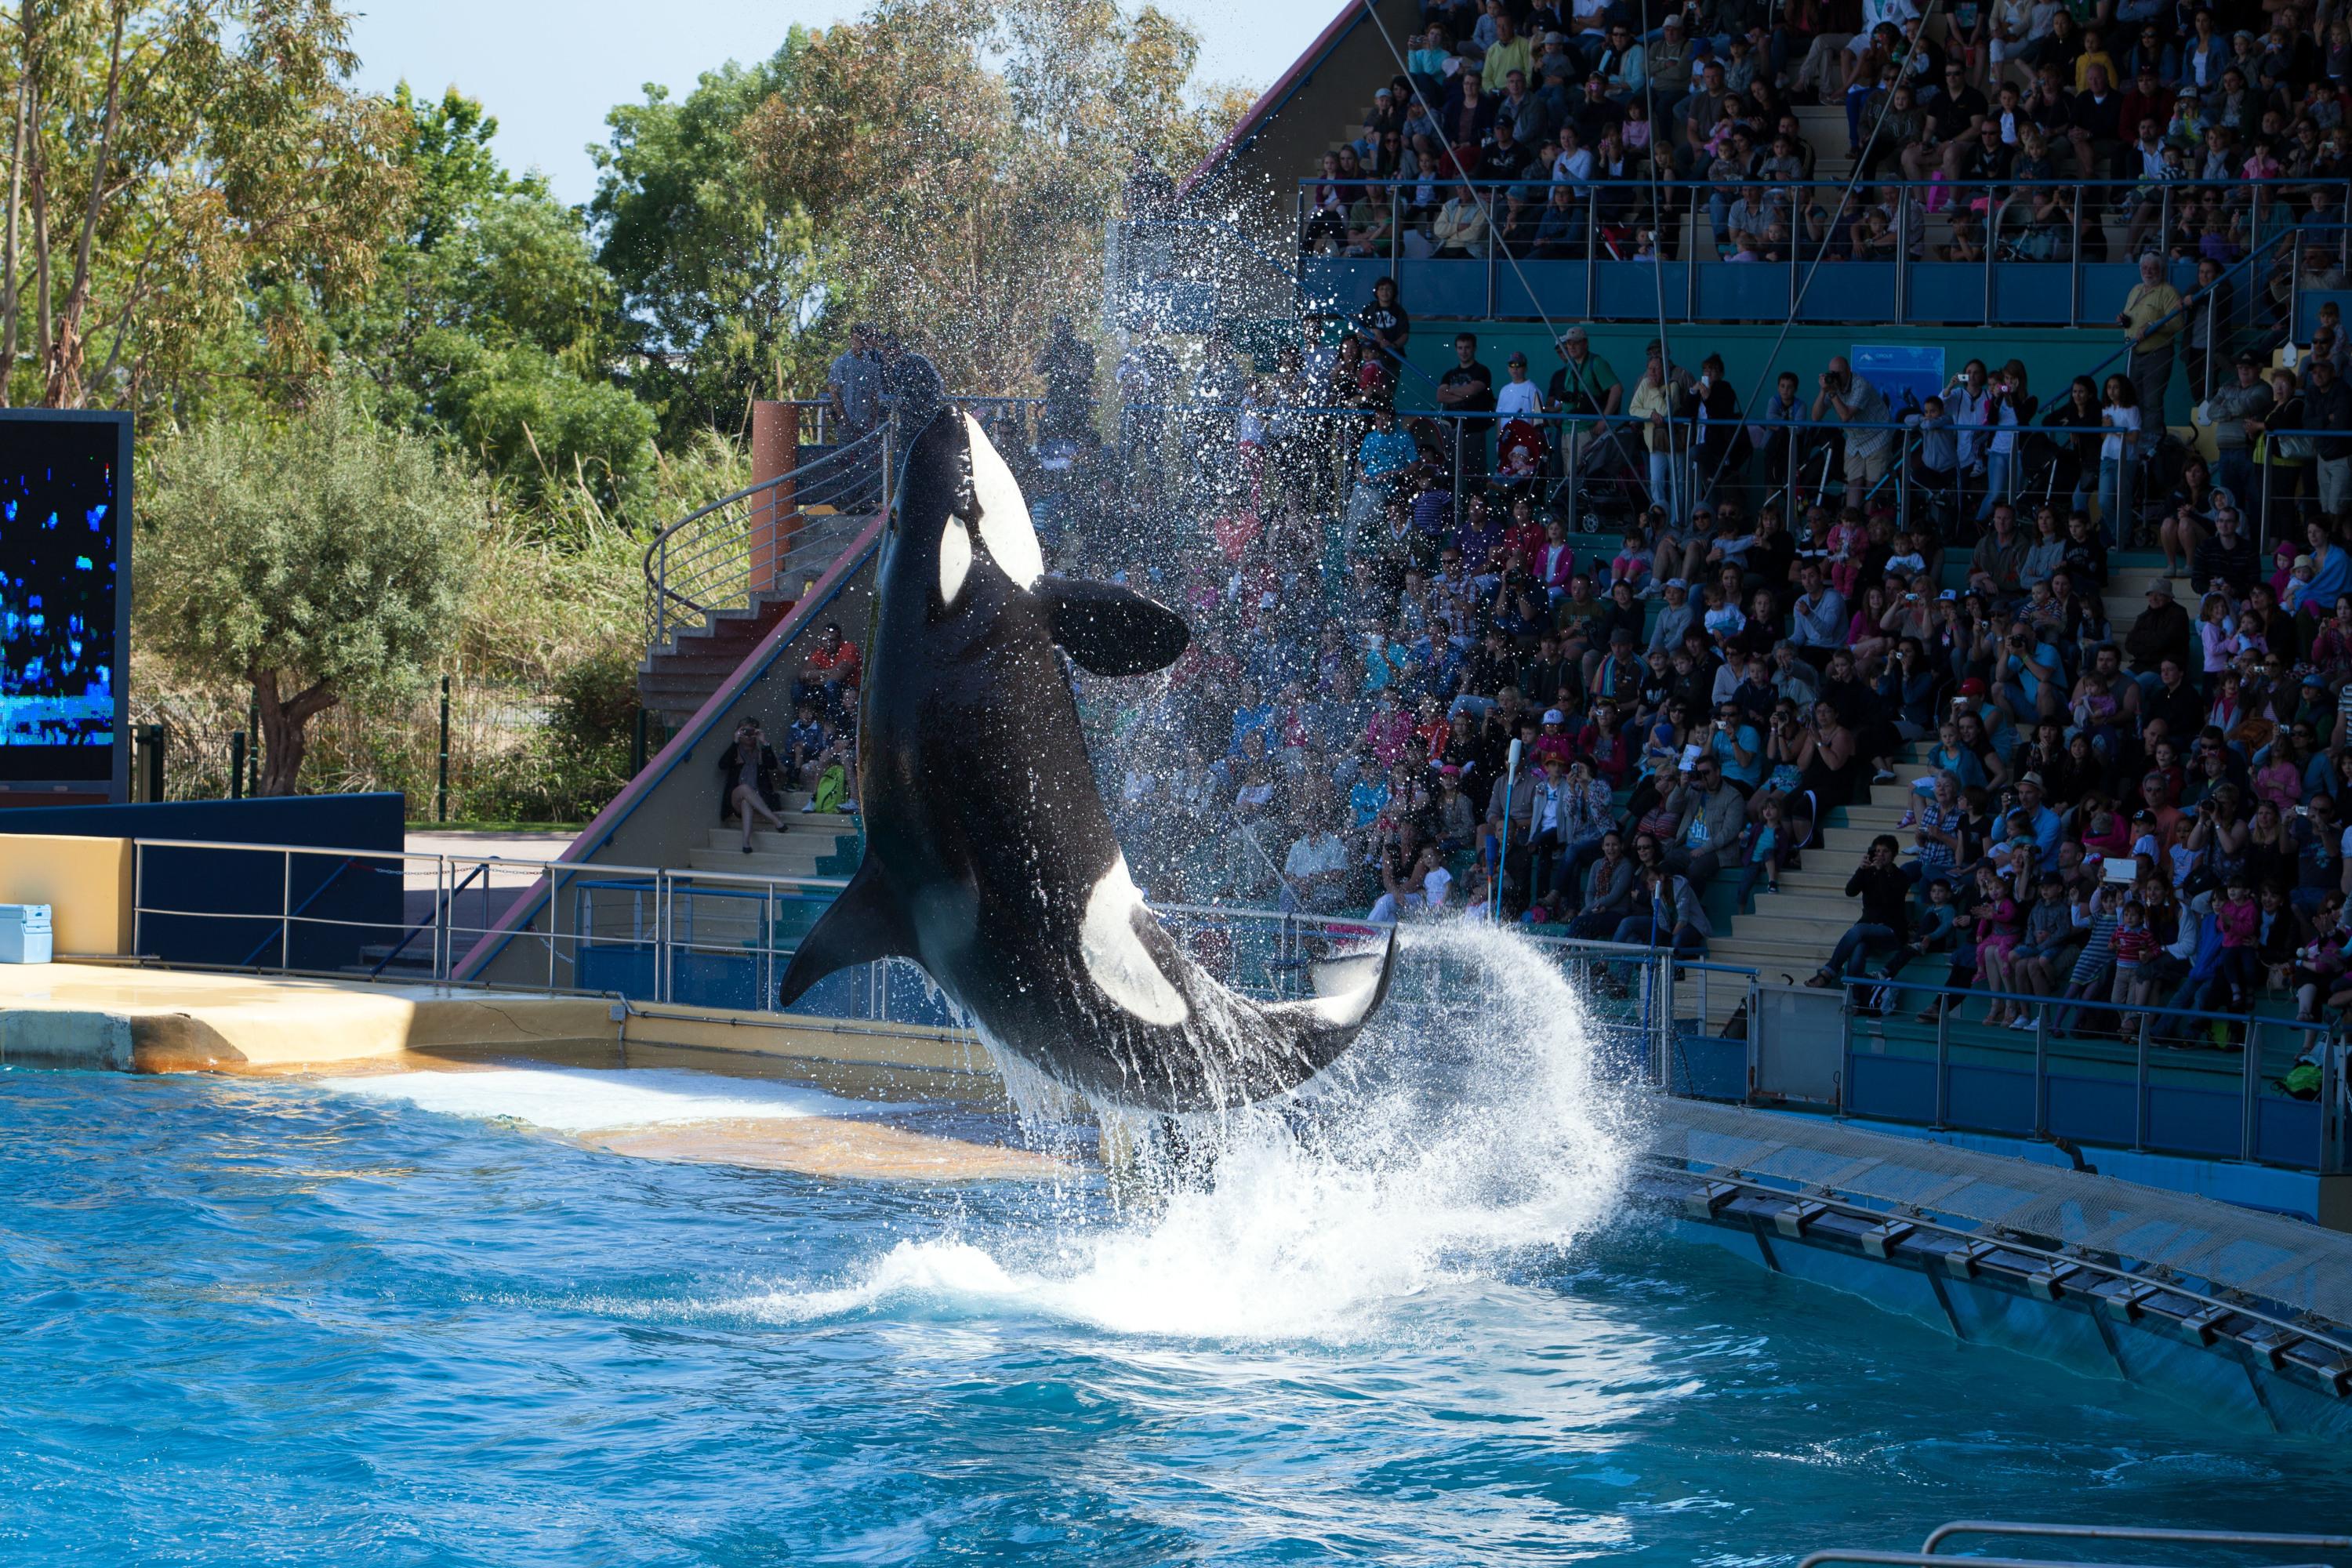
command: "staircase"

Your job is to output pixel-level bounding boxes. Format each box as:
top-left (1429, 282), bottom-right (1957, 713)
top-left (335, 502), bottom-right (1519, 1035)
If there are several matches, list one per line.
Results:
top-left (1700, 548), bottom-right (2170, 1011)
top-left (670, 793), bottom-right (864, 955)
top-left (638, 427), bottom-right (887, 728)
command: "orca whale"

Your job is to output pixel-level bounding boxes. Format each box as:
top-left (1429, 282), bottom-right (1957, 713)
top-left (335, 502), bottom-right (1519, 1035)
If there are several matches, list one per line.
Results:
top-left (775, 402), bottom-right (1396, 1111)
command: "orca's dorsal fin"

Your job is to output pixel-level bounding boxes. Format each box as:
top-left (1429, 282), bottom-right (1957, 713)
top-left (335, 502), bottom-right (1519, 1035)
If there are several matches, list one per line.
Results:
top-left (1035, 579), bottom-right (1190, 677)
top-left (776, 863), bottom-right (916, 1007)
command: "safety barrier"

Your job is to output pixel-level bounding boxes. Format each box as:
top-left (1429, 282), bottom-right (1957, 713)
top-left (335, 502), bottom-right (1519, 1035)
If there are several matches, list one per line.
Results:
top-left (114, 836), bottom-right (2346, 1174)
top-left (1296, 176), bottom-right (2350, 332)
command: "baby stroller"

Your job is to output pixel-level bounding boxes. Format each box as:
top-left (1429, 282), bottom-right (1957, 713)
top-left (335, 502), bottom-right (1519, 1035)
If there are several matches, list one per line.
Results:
top-left (1494, 417), bottom-right (1548, 492)
top-left (1558, 423), bottom-right (1646, 531)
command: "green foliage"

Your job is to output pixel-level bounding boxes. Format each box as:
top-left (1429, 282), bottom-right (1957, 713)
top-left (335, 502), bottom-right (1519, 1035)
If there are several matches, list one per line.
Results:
top-left (137, 394), bottom-right (478, 790)
top-left (588, 46), bottom-right (832, 442)
top-left (416, 328), bottom-right (657, 519)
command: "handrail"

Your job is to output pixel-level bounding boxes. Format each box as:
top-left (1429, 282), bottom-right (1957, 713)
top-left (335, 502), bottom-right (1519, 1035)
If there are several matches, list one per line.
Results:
top-left (370, 859), bottom-right (488, 980)
top-left (640, 423), bottom-right (891, 651)
top-left (1922, 1523), bottom-right (2350, 1557)
top-left (1651, 1163), bottom-right (2352, 1363)
top-left (236, 853), bottom-right (366, 969)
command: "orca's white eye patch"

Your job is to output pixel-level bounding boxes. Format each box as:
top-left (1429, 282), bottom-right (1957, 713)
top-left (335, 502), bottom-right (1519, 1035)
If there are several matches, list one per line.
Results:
top-left (938, 517), bottom-right (971, 604)
top-left (964, 414), bottom-right (1044, 590)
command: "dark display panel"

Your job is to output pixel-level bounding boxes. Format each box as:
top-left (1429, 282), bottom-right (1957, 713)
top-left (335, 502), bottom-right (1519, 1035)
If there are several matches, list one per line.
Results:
top-left (0, 411), bottom-right (130, 792)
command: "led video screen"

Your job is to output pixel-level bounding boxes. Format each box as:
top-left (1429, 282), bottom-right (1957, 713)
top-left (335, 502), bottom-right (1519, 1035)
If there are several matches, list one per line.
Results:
top-left (0, 411), bottom-right (130, 793)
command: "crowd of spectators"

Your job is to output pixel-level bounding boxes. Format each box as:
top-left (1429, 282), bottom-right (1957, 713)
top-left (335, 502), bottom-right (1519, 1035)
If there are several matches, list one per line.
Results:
top-left (1021, 288), bottom-right (2352, 1035)
top-left (1302, 0), bottom-right (2352, 288)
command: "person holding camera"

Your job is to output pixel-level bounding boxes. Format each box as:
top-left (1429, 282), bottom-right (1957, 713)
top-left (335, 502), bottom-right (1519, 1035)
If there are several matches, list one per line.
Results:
top-left (1811, 354), bottom-right (1895, 507)
top-left (718, 718), bottom-right (788, 853)
top-left (1806, 833), bottom-right (1912, 990)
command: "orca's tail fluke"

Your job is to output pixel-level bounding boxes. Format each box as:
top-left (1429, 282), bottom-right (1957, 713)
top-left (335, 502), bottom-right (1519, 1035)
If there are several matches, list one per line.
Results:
top-left (1207, 924), bottom-right (1399, 1108)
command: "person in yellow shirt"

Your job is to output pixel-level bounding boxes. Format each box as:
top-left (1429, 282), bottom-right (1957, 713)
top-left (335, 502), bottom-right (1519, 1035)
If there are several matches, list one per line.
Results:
top-left (2073, 28), bottom-right (2119, 93)
top-left (2118, 250), bottom-right (2184, 425)
top-left (1482, 13), bottom-right (1534, 93)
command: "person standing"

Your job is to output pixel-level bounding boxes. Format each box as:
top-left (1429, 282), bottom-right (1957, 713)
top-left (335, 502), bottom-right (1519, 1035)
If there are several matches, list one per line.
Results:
top-left (2205, 350), bottom-right (2272, 517)
top-left (826, 322), bottom-right (880, 440)
top-left (2303, 352), bottom-right (2352, 521)
top-left (1811, 354), bottom-right (1893, 511)
top-left (1436, 331), bottom-right (1498, 481)
top-left (1546, 325), bottom-right (1622, 479)
top-left (2117, 252), bottom-right (2183, 426)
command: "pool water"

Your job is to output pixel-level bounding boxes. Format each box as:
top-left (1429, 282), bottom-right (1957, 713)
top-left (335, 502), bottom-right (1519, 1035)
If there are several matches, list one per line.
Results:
top-left (5, 934), bottom-right (2346, 1565)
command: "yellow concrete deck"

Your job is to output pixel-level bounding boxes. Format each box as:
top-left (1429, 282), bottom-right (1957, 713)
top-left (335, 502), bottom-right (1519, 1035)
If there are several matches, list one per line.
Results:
top-left (0, 960), bottom-right (1046, 1181)
top-left (0, 962), bottom-right (619, 1073)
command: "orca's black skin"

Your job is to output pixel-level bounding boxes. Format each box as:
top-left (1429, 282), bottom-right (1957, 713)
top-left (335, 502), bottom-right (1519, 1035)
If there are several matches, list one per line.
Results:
top-left (776, 401), bottom-right (1396, 1112)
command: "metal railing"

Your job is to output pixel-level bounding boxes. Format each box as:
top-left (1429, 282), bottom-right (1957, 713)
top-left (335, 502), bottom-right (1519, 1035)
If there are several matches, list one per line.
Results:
top-left (1799, 1519), bottom-right (2349, 1566)
top-left (641, 423), bottom-right (892, 652)
top-left (112, 835), bottom-right (2346, 1172)
top-left (1296, 174), bottom-right (2352, 331)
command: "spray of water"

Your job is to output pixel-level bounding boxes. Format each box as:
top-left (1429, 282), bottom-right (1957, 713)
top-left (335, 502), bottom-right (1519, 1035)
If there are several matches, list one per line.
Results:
top-left (741, 922), bottom-right (1639, 1341)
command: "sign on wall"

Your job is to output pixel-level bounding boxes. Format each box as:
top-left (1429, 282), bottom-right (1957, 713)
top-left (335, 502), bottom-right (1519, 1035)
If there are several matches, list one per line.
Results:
top-left (1852, 343), bottom-right (1947, 417)
top-left (0, 410), bottom-right (132, 798)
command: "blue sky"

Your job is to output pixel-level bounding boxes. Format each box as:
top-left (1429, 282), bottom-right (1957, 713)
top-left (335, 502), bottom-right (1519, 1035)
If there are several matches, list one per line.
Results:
top-left (347, 0), bottom-right (1334, 208)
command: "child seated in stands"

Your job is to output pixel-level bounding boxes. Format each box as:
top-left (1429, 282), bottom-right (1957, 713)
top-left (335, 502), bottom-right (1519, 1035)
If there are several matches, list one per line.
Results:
top-left (1735, 796), bottom-right (1784, 902)
top-left (1608, 528), bottom-right (1653, 598)
top-left (785, 701), bottom-right (829, 789)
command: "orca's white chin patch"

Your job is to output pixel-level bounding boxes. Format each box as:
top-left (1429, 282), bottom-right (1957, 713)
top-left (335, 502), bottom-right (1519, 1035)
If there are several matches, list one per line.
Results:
top-left (963, 414), bottom-right (1044, 590)
top-left (1079, 858), bottom-right (1189, 1026)
top-left (938, 517), bottom-right (972, 604)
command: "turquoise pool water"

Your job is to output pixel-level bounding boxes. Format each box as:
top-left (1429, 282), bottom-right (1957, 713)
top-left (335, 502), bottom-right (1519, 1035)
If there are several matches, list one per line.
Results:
top-left (5, 1053), bottom-right (2347, 1566)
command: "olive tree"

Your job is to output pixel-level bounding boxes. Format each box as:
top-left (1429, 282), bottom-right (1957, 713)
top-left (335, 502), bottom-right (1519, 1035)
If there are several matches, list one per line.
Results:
top-left (140, 394), bottom-right (476, 793)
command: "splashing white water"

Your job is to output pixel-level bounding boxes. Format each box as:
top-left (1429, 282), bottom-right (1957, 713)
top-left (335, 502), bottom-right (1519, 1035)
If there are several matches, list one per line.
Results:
top-left (742, 923), bottom-right (1638, 1341)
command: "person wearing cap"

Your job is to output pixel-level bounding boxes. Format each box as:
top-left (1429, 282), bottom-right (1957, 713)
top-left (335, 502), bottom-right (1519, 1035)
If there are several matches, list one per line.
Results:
top-left (2205, 350), bottom-right (2273, 525)
top-left (1546, 325), bottom-right (1621, 474)
top-left (1646, 577), bottom-right (1695, 654)
top-left (2013, 772), bottom-right (2063, 872)
top-left (2123, 576), bottom-right (2194, 682)
top-left (1496, 348), bottom-right (1542, 418)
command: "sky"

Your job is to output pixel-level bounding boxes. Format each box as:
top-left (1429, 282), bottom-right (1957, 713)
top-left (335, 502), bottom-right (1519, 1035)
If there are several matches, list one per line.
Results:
top-left (347, 0), bottom-right (1338, 208)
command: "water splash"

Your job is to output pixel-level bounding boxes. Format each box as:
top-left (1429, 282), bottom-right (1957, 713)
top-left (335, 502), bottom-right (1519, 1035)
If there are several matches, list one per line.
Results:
top-left (747, 922), bottom-right (1638, 1341)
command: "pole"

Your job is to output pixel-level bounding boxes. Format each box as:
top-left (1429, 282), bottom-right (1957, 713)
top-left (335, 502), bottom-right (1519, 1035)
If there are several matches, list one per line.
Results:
top-left (246, 695), bottom-right (260, 797)
top-left (227, 731), bottom-right (245, 800)
top-left (437, 674), bottom-right (451, 824)
top-left (136, 721), bottom-right (162, 803)
top-left (1495, 737), bottom-right (1522, 922)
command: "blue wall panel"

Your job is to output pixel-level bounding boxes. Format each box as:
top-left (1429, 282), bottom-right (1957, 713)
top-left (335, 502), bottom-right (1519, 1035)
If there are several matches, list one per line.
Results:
top-left (1946, 1061), bottom-right (2034, 1134)
top-left (1399, 258), bottom-right (1490, 317)
top-left (1795, 263), bottom-right (1895, 322)
top-left (1909, 263), bottom-right (1987, 323)
top-left (1849, 1051), bottom-right (1936, 1123)
top-left (1496, 260), bottom-right (1585, 320)
top-left (1595, 261), bottom-right (1687, 319)
top-left (1695, 263), bottom-right (1792, 321)
top-left (1992, 264), bottom-right (2071, 324)
top-left (2044, 1071), bottom-right (2133, 1147)
top-left (2146, 1083), bottom-right (2241, 1158)
top-left (0, 793), bottom-right (404, 970)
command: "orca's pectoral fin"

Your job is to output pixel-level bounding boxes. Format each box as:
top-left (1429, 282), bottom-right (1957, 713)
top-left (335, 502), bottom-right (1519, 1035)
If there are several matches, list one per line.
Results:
top-left (1036, 578), bottom-right (1191, 677)
top-left (777, 865), bottom-right (916, 1008)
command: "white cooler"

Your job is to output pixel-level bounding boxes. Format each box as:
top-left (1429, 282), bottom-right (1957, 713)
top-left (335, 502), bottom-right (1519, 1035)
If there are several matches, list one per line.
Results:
top-left (0, 904), bottom-right (53, 964)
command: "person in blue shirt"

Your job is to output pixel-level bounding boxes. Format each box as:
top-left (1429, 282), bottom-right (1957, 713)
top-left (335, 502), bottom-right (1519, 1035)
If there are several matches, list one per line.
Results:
top-left (1356, 401), bottom-right (1418, 487)
top-left (2012, 771), bottom-right (2065, 872)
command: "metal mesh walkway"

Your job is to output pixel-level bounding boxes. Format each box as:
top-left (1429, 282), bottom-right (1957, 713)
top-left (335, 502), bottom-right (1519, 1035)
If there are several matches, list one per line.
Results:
top-left (1647, 1098), bottom-right (2352, 1331)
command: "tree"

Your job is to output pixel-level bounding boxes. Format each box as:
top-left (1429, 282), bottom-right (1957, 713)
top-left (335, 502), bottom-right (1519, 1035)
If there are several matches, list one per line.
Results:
top-left (333, 84), bottom-right (653, 520)
top-left (0, 0), bottom-right (410, 412)
top-left (138, 394), bottom-right (476, 793)
top-left (734, 0), bottom-right (1243, 395)
top-left (589, 46), bottom-right (829, 445)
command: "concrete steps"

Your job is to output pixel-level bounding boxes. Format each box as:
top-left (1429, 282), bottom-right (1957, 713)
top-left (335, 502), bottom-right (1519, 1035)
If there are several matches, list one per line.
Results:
top-left (1694, 550), bottom-right (2173, 981)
